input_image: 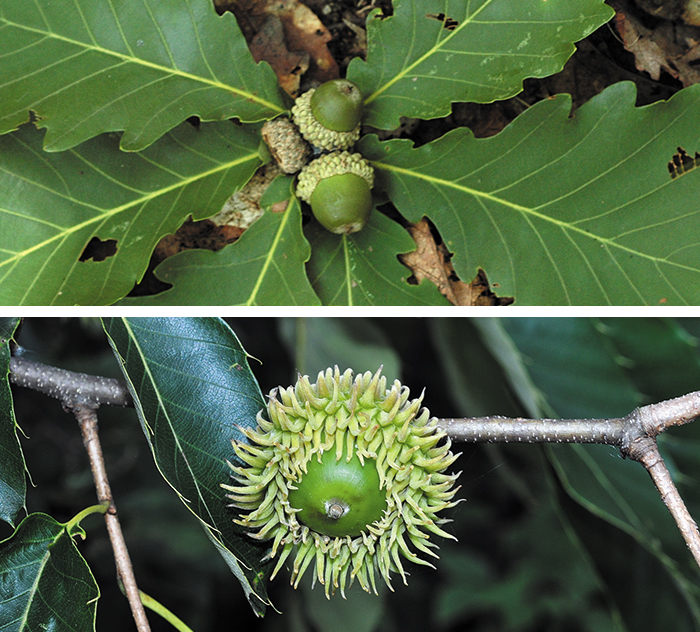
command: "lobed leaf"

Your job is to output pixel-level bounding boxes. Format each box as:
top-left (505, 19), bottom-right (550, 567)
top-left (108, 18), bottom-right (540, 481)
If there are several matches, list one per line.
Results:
top-left (349, 0), bottom-right (614, 130)
top-left (120, 195), bottom-right (321, 306)
top-left (305, 210), bottom-right (449, 306)
top-left (103, 317), bottom-right (272, 616)
top-left (0, 512), bottom-right (99, 632)
top-left (0, 121), bottom-right (263, 306)
top-left (360, 82), bottom-right (700, 305)
top-left (0, 0), bottom-right (285, 151)
top-left (0, 318), bottom-right (25, 527)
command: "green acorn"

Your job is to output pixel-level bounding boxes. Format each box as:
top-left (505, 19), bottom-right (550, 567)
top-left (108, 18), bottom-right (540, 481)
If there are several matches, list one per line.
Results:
top-left (291, 79), bottom-right (363, 151)
top-left (223, 367), bottom-right (461, 598)
top-left (296, 152), bottom-right (375, 234)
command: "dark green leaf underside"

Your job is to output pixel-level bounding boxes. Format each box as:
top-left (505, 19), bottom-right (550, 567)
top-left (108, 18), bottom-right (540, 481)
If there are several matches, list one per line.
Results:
top-left (0, 512), bottom-right (99, 632)
top-left (103, 317), bottom-right (271, 615)
top-left (495, 318), bottom-right (700, 622)
top-left (0, 318), bottom-right (24, 527)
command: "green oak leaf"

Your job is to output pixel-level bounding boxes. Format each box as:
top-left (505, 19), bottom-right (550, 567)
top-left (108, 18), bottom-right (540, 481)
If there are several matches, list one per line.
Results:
top-left (491, 318), bottom-right (640, 419)
top-left (0, 317), bottom-right (25, 527)
top-left (360, 82), bottom-right (700, 305)
top-left (119, 194), bottom-right (321, 305)
top-left (0, 121), bottom-right (263, 306)
top-left (0, 0), bottom-right (285, 151)
top-left (0, 511), bottom-right (100, 632)
top-left (278, 317), bottom-right (402, 382)
top-left (103, 317), bottom-right (272, 615)
top-left (350, 0), bottom-right (614, 130)
top-left (305, 210), bottom-right (449, 306)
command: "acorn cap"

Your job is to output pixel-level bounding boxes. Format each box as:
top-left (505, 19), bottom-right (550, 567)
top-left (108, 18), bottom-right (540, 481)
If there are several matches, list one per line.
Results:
top-left (291, 81), bottom-right (363, 151)
top-left (261, 116), bottom-right (311, 174)
top-left (224, 367), bottom-right (462, 599)
top-left (295, 151), bottom-right (374, 203)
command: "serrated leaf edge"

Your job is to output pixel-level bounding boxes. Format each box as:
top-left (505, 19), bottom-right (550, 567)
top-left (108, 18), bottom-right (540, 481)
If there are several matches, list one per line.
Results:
top-left (105, 318), bottom-right (268, 610)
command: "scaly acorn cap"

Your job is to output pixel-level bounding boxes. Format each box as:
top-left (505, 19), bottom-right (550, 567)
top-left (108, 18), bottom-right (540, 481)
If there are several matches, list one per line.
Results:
top-left (223, 367), bottom-right (462, 599)
top-left (296, 151), bottom-right (374, 203)
top-left (296, 152), bottom-right (375, 234)
top-left (291, 79), bottom-right (363, 151)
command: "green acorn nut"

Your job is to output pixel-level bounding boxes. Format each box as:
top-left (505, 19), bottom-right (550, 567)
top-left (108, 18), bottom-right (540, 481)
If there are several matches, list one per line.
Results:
top-left (291, 79), bottom-right (363, 150)
top-left (223, 367), bottom-right (462, 598)
top-left (296, 152), bottom-right (375, 234)
top-left (311, 79), bottom-right (363, 132)
top-left (287, 445), bottom-right (387, 538)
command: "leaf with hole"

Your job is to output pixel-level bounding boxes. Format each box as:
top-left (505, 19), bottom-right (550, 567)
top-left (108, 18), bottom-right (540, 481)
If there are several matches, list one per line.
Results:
top-left (361, 82), bottom-right (700, 305)
top-left (0, 121), bottom-right (263, 306)
top-left (350, 0), bottom-right (614, 130)
top-left (118, 194), bottom-right (321, 306)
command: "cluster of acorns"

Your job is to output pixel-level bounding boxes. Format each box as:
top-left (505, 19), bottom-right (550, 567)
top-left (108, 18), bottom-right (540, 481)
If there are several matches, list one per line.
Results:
top-left (289, 79), bottom-right (375, 235)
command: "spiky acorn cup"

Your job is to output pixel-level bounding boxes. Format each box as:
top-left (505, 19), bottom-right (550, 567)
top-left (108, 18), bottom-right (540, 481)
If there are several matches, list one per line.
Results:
top-left (224, 367), bottom-right (461, 598)
top-left (291, 79), bottom-right (363, 151)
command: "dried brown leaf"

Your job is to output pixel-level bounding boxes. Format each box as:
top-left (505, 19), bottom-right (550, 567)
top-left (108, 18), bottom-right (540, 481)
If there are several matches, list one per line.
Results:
top-left (400, 219), bottom-right (513, 306)
top-left (612, 0), bottom-right (700, 86)
top-left (249, 15), bottom-right (309, 97)
top-left (227, 0), bottom-right (338, 94)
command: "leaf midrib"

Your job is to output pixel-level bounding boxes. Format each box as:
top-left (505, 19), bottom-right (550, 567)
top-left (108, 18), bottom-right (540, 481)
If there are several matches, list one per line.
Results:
top-left (363, 0), bottom-right (495, 105)
top-left (18, 544), bottom-right (52, 631)
top-left (120, 319), bottom-right (216, 528)
top-left (245, 198), bottom-right (294, 306)
top-left (374, 162), bottom-right (700, 273)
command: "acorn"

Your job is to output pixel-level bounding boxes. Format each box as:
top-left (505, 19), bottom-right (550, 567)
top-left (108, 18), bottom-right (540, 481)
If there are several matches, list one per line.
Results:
top-left (296, 152), bottom-right (375, 234)
top-left (291, 79), bottom-right (363, 151)
top-left (223, 367), bottom-right (461, 598)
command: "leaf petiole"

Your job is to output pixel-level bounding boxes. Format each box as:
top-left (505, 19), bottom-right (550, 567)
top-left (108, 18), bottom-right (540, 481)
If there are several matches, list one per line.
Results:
top-left (139, 590), bottom-right (194, 632)
top-left (63, 502), bottom-right (109, 536)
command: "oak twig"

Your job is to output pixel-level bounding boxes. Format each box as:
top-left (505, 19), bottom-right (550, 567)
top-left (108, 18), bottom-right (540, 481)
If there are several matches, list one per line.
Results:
top-left (74, 406), bottom-right (151, 632)
top-left (8, 357), bottom-right (148, 631)
top-left (625, 436), bottom-right (700, 569)
top-left (436, 389), bottom-right (700, 446)
top-left (9, 356), bottom-right (132, 409)
top-left (437, 389), bottom-right (700, 569)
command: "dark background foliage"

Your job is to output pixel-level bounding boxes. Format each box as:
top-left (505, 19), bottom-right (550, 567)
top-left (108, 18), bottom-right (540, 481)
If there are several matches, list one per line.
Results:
top-left (3, 317), bottom-right (700, 632)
